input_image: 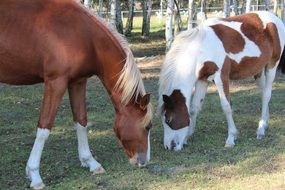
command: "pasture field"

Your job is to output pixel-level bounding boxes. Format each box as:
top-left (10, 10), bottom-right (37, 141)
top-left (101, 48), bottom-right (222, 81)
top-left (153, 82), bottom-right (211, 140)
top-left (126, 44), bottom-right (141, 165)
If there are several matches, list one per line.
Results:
top-left (1, 18), bottom-right (285, 190)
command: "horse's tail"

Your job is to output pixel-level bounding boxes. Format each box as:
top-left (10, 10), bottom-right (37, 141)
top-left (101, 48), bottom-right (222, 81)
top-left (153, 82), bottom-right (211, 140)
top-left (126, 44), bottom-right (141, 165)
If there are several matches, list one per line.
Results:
top-left (278, 45), bottom-right (285, 74)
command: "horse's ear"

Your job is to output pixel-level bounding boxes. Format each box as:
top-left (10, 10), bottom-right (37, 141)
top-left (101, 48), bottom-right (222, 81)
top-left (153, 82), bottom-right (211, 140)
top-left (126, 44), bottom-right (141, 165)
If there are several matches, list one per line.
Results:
top-left (139, 93), bottom-right (151, 110)
top-left (162, 94), bottom-right (173, 109)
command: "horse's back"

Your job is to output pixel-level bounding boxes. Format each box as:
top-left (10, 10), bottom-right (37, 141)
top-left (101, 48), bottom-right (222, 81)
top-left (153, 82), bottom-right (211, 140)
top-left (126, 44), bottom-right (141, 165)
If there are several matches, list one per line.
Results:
top-left (0, 0), bottom-right (94, 85)
top-left (201, 11), bottom-right (285, 80)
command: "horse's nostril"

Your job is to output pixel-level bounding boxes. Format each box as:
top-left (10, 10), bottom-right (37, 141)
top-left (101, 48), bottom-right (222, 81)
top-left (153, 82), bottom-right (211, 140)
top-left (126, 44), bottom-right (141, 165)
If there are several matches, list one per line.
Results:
top-left (171, 140), bottom-right (176, 150)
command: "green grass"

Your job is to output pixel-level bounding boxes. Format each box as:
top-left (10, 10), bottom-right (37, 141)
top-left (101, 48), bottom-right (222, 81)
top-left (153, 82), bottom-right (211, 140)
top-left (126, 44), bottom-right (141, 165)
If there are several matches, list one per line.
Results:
top-left (1, 65), bottom-right (285, 189)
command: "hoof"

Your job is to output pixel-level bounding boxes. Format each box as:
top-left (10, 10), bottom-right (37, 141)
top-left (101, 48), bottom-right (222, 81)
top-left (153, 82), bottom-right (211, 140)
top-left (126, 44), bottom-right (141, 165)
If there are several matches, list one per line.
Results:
top-left (225, 143), bottom-right (235, 148)
top-left (92, 166), bottom-right (105, 175)
top-left (31, 182), bottom-right (45, 190)
top-left (257, 134), bottom-right (265, 139)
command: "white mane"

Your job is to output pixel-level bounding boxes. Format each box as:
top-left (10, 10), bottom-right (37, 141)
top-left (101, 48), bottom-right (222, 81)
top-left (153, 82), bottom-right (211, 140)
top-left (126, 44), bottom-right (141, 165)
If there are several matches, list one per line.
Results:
top-left (158, 27), bottom-right (203, 114)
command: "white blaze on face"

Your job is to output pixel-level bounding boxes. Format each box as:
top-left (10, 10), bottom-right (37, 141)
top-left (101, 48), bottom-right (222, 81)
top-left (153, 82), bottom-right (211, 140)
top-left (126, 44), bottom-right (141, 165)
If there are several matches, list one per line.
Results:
top-left (163, 118), bottom-right (189, 151)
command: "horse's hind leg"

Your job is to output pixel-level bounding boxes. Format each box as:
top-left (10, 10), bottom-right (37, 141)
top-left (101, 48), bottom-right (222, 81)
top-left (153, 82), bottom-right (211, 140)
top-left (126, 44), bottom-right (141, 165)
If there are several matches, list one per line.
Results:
top-left (214, 74), bottom-right (238, 147)
top-left (26, 77), bottom-right (68, 189)
top-left (188, 80), bottom-right (208, 137)
top-left (68, 79), bottom-right (105, 174)
top-left (256, 68), bottom-right (276, 139)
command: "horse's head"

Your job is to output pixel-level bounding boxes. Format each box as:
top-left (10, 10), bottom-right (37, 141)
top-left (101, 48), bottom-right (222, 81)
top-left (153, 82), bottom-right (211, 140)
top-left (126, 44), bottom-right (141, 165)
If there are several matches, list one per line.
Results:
top-left (113, 94), bottom-right (152, 167)
top-left (161, 89), bottom-right (190, 151)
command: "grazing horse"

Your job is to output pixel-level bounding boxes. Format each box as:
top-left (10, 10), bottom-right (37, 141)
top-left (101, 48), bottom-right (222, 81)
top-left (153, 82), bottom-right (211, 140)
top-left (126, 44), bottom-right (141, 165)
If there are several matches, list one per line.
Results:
top-left (0, 0), bottom-right (152, 188)
top-left (158, 11), bottom-right (285, 151)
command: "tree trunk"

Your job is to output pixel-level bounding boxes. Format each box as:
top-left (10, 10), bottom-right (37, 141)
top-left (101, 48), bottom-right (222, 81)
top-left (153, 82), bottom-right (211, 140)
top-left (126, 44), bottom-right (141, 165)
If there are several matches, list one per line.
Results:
top-left (201, 0), bottom-right (207, 19)
top-left (241, 0), bottom-right (246, 14)
top-left (233, 0), bottom-right (239, 15)
top-left (174, 0), bottom-right (182, 36)
top-left (281, 0), bottom-right (285, 24)
top-left (166, 0), bottom-right (174, 50)
top-left (83, 0), bottom-right (92, 9)
top-left (188, 0), bottom-right (195, 29)
top-left (273, 0), bottom-right (278, 15)
top-left (110, 0), bottom-right (116, 30)
top-left (98, 0), bottom-right (103, 17)
top-left (116, 0), bottom-right (124, 34)
top-left (142, 0), bottom-right (152, 37)
top-left (223, 0), bottom-right (230, 17)
top-left (265, 0), bottom-right (270, 11)
top-left (125, 0), bottom-right (135, 36)
top-left (245, 0), bottom-right (251, 13)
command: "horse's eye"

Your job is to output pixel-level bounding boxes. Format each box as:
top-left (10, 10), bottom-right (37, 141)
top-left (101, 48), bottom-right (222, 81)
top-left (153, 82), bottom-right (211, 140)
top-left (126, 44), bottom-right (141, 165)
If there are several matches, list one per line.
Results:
top-left (165, 117), bottom-right (172, 125)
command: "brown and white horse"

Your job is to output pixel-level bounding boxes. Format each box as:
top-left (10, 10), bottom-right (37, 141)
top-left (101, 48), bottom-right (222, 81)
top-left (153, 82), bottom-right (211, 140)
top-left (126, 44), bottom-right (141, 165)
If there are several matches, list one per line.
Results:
top-left (158, 11), bottom-right (285, 151)
top-left (0, 0), bottom-right (152, 188)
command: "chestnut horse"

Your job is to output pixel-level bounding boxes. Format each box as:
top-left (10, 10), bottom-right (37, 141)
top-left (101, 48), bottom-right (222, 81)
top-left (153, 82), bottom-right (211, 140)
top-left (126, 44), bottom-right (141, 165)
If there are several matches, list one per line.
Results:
top-left (0, 0), bottom-right (152, 188)
top-left (158, 11), bottom-right (285, 151)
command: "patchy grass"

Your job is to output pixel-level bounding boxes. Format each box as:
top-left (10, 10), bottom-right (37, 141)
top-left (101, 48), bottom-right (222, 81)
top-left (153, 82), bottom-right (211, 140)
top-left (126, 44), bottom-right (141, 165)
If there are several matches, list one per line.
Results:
top-left (1, 54), bottom-right (285, 189)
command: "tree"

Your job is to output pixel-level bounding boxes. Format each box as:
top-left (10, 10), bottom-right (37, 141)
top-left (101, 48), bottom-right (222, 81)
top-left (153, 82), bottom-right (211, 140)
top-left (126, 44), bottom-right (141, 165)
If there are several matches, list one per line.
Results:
top-left (116, 0), bottom-right (124, 34)
top-left (273, 0), bottom-right (278, 15)
top-left (188, 0), bottom-right (195, 29)
top-left (245, 0), bottom-right (251, 13)
top-left (98, 0), bottom-right (104, 17)
top-left (265, 0), bottom-right (270, 11)
top-left (142, 0), bottom-right (153, 37)
top-left (125, 0), bottom-right (135, 36)
top-left (110, 0), bottom-right (116, 29)
top-left (83, 0), bottom-right (92, 9)
top-left (166, 0), bottom-right (174, 50)
top-left (224, 0), bottom-right (230, 17)
top-left (233, 0), bottom-right (239, 15)
top-left (282, 0), bottom-right (285, 23)
top-left (174, 0), bottom-right (182, 35)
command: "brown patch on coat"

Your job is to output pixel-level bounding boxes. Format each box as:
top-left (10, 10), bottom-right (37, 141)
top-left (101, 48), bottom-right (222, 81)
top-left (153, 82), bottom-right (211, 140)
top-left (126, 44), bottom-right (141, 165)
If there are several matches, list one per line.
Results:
top-left (210, 24), bottom-right (245, 54)
top-left (162, 90), bottom-right (189, 130)
top-left (198, 61), bottom-right (219, 81)
top-left (220, 13), bottom-right (282, 80)
top-left (221, 57), bottom-right (231, 101)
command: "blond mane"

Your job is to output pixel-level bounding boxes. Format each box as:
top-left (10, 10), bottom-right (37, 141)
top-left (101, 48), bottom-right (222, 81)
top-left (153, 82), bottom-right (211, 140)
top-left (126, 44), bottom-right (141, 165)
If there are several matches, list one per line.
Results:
top-left (76, 3), bottom-right (152, 125)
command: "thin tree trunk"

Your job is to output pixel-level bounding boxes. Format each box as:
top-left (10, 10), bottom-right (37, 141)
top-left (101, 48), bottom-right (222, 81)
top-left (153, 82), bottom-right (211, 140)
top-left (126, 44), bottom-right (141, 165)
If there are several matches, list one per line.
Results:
top-left (201, 0), bottom-right (207, 19)
top-left (98, 0), bottom-right (103, 17)
top-left (174, 0), bottom-right (182, 36)
top-left (241, 0), bottom-right (246, 13)
top-left (142, 0), bottom-right (152, 37)
top-left (273, 0), bottom-right (278, 15)
top-left (281, 0), bottom-right (285, 24)
top-left (265, 0), bottom-right (270, 11)
top-left (166, 0), bottom-right (174, 50)
top-left (84, 0), bottom-right (92, 9)
top-left (125, 0), bottom-right (135, 36)
top-left (116, 0), bottom-right (124, 34)
top-left (223, 0), bottom-right (230, 17)
top-left (110, 0), bottom-right (116, 30)
top-left (188, 0), bottom-right (195, 29)
top-left (245, 0), bottom-right (251, 13)
top-left (233, 0), bottom-right (239, 15)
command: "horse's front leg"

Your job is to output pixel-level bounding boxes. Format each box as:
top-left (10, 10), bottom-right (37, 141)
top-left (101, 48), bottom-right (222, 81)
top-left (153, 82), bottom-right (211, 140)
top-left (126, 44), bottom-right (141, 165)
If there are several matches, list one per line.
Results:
top-left (26, 77), bottom-right (68, 189)
top-left (214, 74), bottom-right (238, 147)
top-left (188, 80), bottom-right (208, 137)
top-left (68, 79), bottom-right (105, 175)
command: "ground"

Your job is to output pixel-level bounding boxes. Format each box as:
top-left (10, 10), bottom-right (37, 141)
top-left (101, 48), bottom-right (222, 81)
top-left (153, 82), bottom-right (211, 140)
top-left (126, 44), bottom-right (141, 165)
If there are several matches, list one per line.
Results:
top-left (1, 51), bottom-right (285, 189)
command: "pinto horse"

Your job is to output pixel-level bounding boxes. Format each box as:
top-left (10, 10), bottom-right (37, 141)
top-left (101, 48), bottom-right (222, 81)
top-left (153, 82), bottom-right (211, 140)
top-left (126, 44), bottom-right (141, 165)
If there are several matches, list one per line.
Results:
top-left (158, 11), bottom-right (285, 151)
top-left (0, 0), bottom-right (152, 188)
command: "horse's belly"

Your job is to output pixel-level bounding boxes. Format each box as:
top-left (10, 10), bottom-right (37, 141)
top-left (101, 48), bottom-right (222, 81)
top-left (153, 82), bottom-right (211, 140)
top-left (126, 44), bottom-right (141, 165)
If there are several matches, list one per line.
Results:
top-left (0, 62), bottom-right (43, 85)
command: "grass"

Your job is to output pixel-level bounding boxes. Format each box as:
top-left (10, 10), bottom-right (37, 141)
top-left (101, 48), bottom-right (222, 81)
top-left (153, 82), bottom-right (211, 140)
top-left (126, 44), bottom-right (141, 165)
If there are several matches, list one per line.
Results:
top-left (1, 17), bottom-right (285, 190)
